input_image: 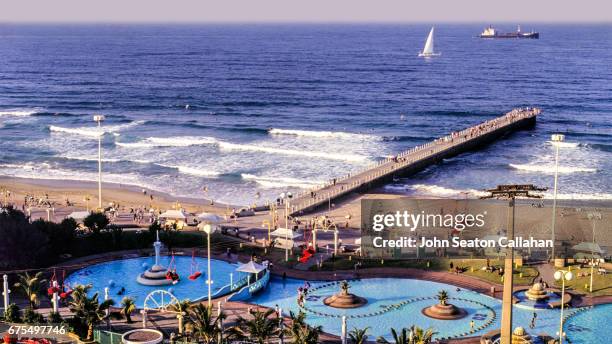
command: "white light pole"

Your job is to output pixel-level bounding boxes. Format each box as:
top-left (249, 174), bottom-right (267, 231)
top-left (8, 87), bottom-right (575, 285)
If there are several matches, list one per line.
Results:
top-left (203, 224), bottom-right (213, 307)
top-left (3, 275), bottom-right (10, 317)
top-left (554, 269), bottom-right (573, 344)
top-left (550, 134), bottom-right (564, 260)
top-left (587, 212), bottom-right (601, 293)
top-left (280, 192), bottom-right (293, 261)
top-left (341, 315), bottom-right (347, 344)
top-left (93, 114), bottom-right (105, 210)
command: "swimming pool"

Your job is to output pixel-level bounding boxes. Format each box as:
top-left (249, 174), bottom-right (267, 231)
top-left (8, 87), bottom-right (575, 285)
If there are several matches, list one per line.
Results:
top-left (564, 304), bottom-right (611, 344)
top-left (64, 256), bottom-right (244, 308)
top-left (250, 277), bottom-right (575, 341)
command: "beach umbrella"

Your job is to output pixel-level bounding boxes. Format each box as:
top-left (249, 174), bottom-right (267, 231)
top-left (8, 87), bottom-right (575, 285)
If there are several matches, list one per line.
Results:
top-left (66, 211), bottom-right (90, 221)
top-left (235, 260), bottom-right (266, 274)
top-left (197, 212), bottom-right (224, 223)
top-left (159, 209), bottom-right (187, 219)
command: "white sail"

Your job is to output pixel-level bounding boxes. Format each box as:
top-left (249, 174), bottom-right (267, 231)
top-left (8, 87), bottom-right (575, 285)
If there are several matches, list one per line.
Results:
top-left (418, 27), bottom-right (440, 57)
top-left (423, 27), bottom-right (435, 54)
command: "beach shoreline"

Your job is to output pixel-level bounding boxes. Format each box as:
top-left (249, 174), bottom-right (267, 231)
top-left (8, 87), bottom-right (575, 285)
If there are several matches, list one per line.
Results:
top-left (0, 176), bottom-right (236, 220)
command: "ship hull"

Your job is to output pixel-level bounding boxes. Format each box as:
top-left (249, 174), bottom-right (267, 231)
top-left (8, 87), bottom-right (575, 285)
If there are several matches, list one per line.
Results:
top-left (480, 32), bottom-right (539, 39)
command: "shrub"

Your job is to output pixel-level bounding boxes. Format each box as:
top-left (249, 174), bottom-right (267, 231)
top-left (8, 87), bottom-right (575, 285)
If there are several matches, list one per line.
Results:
top-left (23, 307), bottom-right (45, 324)
top-left (4, 303), bottom-right (21, 323)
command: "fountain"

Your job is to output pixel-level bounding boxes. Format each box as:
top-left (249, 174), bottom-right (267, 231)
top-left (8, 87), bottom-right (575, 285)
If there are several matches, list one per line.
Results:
top-left (137, 231), bottom-right (175, 286)
top-left (323, 281), bottom-right (367, 308)
top-left (422, 290), bottom-right (467, 320)
top-left (511, 327), bottom-right (533, 344)
top-left (524, 282), bottom-right (549, 301)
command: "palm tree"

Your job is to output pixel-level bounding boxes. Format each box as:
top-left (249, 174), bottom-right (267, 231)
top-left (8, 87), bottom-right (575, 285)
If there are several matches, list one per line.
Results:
top-left (120, 297), bottom-right (136, 323)
top-left (68, 284), bottom-right (115, 340)
top-left (437, 290), bottom-right (449, 306)
top-left (187, 303), bottom-right (226, 344)
top-left (407, 325), bottom-right (436, 344)
top-left (376, 326), bottom-right (437, 344)
top-left (349, 327), bottom-right (370, 344)
top-left (285, 311), bottom-right (322, 344)
top-left (14, 272), bottom-right (47, 309)
top-left (170, 299), bottom-right (192, 313)
top-left (228, 308), bottom-right (280, 344)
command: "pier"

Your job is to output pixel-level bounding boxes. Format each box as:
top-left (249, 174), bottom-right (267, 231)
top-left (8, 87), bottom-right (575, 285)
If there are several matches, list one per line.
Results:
top-left (288, 108), bottom-right (541, 215)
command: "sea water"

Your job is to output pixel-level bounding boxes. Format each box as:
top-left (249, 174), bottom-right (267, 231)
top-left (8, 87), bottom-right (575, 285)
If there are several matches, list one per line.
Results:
top-left (0, 24), bottom-right (610, 205)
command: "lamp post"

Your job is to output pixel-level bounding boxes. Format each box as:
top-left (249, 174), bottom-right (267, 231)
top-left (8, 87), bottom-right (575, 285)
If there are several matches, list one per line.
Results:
top-left (587, 212), bottom-right (602, 293)
top-left (280, 192), bottom-right (293, 261)
top-left (93, 114), bottom-right (105, 210)
top-left (554, 269), bottom-right (573, 344)
top-left (203, 224), bottom-right (213, 307)
top-left (550, 134), bottom-right (565, 260)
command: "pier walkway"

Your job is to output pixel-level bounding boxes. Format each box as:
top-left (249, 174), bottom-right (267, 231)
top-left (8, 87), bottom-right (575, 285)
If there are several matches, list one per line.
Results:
top-left (288, 108), bottom-right (541, 215)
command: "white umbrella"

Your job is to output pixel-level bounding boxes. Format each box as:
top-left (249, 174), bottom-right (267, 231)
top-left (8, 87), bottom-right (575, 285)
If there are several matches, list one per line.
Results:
top-left (66, 211), bottom-right (90, 221)
top-left (197, 212), bottom-right (224, 223)
top-left (270, 227), bottom-right (302, 239)
top-left (159, 210), bottom-right (187, 219)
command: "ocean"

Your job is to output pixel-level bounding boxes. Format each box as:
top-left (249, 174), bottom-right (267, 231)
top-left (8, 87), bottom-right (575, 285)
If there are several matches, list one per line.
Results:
top-left (0, 24), bottom-right (610, 205)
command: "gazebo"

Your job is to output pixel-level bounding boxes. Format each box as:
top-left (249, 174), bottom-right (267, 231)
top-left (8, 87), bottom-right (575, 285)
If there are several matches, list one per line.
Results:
top-left (572, 242), bottom-right (605, 259)
top-left (270, 227), bottom-right (302, 249)
top-left (236, 260), bottom-right (267, 285)
top-left (159, 209), bottom-right (188, 229)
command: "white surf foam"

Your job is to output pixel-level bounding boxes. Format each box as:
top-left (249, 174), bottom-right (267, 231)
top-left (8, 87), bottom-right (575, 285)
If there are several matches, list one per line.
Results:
top-left (241, 173), bottom-right (323, 189)
top-left (409, 184), bottom-right (488, 198)
top-left (116, 136), bottom-right (217, 148)
top-left (0, 108), bottom-right (42, 117)
top-left (49, 120), bottom-right (145, 138)
top-left (156, 163), bottom-right (220, 177)
top-left (218, 141), bottom-right (368, 162)
top-left (269, 128), bottom-right (376, 140)
top-left (510, 163), bottom-right (597, 174)
top-left (548, 140), bottom-right (579, 148)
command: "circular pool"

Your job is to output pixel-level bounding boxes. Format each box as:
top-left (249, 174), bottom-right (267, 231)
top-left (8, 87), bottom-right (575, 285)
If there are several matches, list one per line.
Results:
top-left (564, 304), bottom-right (612, 344)
top-left (249, 277), bottom-right (572, 341)
top-left (64, 256), bottom-right (243, 307)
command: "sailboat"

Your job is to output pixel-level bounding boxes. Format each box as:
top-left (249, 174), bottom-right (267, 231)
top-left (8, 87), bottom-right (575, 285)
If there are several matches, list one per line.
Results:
top-left (418, 27), bottom-right (441, 57)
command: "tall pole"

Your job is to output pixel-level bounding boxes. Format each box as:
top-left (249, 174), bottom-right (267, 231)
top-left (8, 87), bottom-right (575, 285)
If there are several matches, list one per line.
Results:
top-left (587, 212), bottom-right (601, 293)
top-left (481, 184), bottom-right (546, 344)
top-left (341, 315), bottom-right (347, 344)
top-left (554, 269), bottom-right (572, 344)
top-left (3, 275), bottom-right (10, 317)
top-left (94, 115), bottom-right (105, 210)
top-left (500, 197), bottom-right (515, 344)
top-left (551, 134), bottom-right (564, 260)
top-left (207, 228), bottom-right (212, 307)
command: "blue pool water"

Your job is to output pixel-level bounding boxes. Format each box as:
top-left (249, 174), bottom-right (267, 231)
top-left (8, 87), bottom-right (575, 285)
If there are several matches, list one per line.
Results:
top-left (64, 256), bottom-right (244, 307)
top-left (250, 277), bottom-right (571, 341)
top-left (564, 304), bottom-right (612, 344)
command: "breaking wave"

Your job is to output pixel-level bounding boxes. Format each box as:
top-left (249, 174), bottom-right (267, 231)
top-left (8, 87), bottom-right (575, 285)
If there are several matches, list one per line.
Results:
top-left (49, 120), bottom-right (145, 138)
top-left (510, 163), bottom-right (597, 174)
top-left (241, 173), bottom-right (322, 189)
top-left (408, 184), bottom-right (488, 198)
top-left (269, 128), bottom-right (376, 140)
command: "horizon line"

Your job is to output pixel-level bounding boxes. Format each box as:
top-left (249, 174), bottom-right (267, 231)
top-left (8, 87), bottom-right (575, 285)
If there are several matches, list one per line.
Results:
top-left (1, 20), bottom-right (611, 25)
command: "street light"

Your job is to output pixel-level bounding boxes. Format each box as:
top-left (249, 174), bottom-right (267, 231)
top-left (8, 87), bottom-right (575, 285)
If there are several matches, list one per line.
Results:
top-left (93, 114), bottom-right (106, 210)
top-left (587, 212), bottom-right (602, 293)
top-left (554, 269), bottom-right (573, 344)
top-left (203, 224), bottom-right (213, 307)
top-left (550, 134), bottom-right (565, 260)
top-left (280, 192), bottom-right (293, 261)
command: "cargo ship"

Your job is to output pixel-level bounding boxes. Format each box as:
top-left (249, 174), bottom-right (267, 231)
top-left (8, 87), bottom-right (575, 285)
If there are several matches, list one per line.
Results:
top-left (479, 25), bottom-right (539, 39)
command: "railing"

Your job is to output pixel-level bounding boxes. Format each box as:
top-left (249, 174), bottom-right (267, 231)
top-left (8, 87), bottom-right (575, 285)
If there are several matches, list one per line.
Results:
top-left (93, 329), bottom-right (123, 344)
top-left (228, 269), bottom-right (271, 302)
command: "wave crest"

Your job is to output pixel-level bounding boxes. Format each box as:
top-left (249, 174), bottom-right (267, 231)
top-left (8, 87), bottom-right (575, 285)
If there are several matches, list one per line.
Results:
top-left (510, 163), bottom-right (597, 174)
top-left (269, 128), bottom-right (376, 140)
top-left (50, 120), bottom-right (144, 138)
top-left (241, 173), bottom-right (322, 189)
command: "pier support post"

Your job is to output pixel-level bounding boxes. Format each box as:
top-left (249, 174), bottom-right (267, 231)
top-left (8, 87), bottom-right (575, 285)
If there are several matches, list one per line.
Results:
top-left (2, 275), bottom-right (10, 316)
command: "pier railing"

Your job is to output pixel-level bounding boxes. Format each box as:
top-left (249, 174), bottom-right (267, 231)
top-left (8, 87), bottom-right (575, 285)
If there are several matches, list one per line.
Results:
top-left (288, 107), bottom-right (541, 215)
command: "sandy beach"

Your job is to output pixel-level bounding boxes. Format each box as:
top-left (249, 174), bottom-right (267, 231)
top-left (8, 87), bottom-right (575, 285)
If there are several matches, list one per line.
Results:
top-left (0, 176), bottom-right (234, 223)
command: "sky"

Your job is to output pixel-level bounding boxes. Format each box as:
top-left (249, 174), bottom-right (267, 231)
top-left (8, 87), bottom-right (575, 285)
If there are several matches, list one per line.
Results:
top-left (1, 0), bottom-right (611, 23)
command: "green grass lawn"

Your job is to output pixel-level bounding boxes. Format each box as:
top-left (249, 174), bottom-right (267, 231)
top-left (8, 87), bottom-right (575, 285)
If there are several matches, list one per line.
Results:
top-left (550, 264), bottom-right (612, 297)
top-left (309, 256), bottom-right (538, 286)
